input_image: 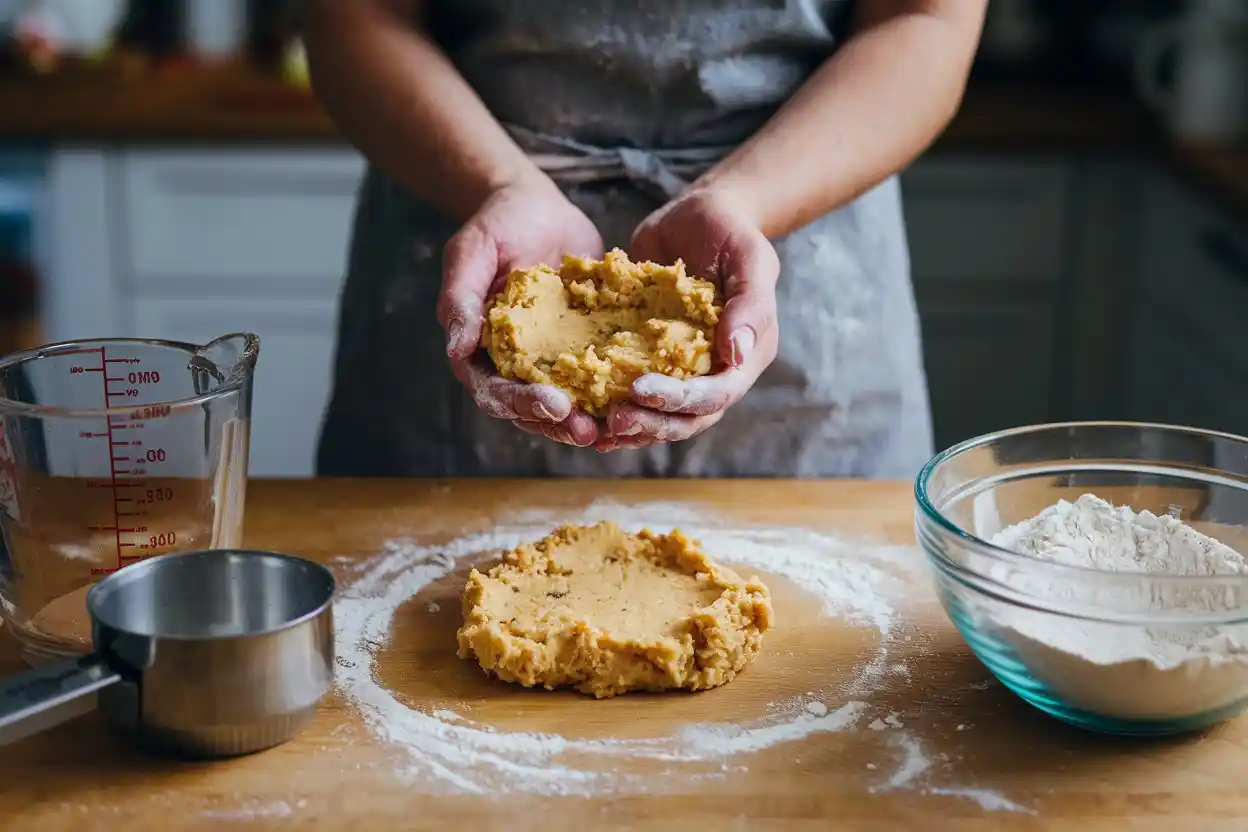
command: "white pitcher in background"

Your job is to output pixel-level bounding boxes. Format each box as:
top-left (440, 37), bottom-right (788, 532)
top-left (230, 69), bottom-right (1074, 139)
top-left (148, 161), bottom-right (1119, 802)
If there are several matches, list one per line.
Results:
top-left (1134, 0), bottom-right (1248, 144)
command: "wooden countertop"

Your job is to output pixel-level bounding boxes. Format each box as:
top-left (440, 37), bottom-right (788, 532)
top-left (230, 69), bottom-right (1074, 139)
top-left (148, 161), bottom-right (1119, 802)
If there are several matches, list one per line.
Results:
top-left (0, 66), bottom-right (1244, 216)
top-left (1, 478), bottom-right (1247, 830)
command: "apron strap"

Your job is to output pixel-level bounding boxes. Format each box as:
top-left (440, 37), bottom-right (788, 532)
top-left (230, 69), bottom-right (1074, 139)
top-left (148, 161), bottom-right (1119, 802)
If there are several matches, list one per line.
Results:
top-left (504, 124), bottom-right (734, 201)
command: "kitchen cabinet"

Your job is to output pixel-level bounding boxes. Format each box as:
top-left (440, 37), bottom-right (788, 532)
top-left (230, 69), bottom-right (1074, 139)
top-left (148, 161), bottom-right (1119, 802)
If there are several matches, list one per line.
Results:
top-left (130, 297), bottom-right (339, 480)
top-left (902, 157), bottom-right (1070, 283)
top-left (40, 148), bottom-right (356, 477)
top-left (119, 149), bottom-right (362, 290)
top-left (1124, 172), bottom-right (1248, 435)
top-left (901, 156), bottom-right (1070, 450)
top-left (915, 284), bottom-right (1057, 450)
top-left (38, 146), bottom-right (1078, 475)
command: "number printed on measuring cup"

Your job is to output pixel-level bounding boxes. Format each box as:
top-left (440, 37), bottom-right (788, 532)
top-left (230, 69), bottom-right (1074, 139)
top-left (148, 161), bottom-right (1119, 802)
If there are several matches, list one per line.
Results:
top-left (66, 345), bottom-right (190, 575)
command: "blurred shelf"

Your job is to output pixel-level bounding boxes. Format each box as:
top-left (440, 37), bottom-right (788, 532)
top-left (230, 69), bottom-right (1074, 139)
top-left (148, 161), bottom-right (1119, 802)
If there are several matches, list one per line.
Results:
top-left (940, 81), bottom-right (1157, 150)
top-left (0, 65), bottom-right (331, 144)
top-left (0, 67), bottom-right (1241, 215)
top-left (0, 69), bottom-right (1153, 145)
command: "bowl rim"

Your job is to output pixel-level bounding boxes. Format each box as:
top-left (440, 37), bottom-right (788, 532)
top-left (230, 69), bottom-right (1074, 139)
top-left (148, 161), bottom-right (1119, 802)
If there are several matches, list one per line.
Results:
top-left (915, 419), bottom-right (1248, 586)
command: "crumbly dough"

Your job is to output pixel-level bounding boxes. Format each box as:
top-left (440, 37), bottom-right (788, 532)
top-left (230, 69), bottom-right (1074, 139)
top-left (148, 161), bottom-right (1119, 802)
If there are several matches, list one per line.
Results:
top-left (481, 249), bottom-right (723, 417)
top-left (456, 521), bottom-right (773, 698)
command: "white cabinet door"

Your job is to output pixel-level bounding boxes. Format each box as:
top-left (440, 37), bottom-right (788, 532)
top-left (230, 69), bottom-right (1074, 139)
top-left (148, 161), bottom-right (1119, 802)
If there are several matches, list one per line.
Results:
top-left (119, 149), bottom-right (364, 292)
top-left (130, 299), bottom-right (338, 477)
top-left (41, 148), bottom-right (127, 340)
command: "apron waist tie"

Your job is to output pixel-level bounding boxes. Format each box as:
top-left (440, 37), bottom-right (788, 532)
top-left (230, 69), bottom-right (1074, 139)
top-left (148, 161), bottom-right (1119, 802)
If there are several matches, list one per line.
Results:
top-left (504, 124), bottom-right (735, 201)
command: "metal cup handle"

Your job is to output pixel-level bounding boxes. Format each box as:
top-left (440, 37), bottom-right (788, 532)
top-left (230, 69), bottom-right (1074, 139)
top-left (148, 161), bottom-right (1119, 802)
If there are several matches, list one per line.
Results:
top-left (0, 654), bottom-right (120, 746)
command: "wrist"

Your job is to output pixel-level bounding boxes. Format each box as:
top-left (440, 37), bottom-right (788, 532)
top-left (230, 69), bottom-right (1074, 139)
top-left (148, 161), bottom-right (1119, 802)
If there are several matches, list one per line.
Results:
top-left (682, 176), bottom-right (766, 236)
top-left (443, 155), bottom-right (542, 222)
top-left (448, 157), bottom-right (560, 221)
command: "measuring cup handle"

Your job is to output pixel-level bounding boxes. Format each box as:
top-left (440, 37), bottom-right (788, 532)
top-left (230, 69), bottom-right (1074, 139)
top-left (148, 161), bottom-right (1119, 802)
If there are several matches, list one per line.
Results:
top-left (0, 654), bottom-right (120, 746)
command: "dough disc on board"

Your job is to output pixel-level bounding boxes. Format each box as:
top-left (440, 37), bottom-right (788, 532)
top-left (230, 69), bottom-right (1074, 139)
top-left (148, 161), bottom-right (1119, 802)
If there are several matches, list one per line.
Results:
top-left (456, 521), bottom-right (773, 698)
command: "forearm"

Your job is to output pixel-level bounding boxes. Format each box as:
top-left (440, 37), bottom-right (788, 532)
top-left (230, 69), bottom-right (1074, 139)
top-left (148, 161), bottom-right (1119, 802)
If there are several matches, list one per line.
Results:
top-left (302, 0), bottom-right (546, 223)
top-left (695, 0), bottom-right (987, 239)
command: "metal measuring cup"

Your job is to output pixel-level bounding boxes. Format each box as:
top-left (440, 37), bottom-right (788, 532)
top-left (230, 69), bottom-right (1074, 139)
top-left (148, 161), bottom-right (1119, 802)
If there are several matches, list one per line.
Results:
top-left (0, 549), bottom-right (335, 758)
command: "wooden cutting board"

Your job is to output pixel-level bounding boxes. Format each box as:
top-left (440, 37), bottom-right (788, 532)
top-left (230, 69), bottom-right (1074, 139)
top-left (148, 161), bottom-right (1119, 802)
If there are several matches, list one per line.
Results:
top-left (1, 478), bottom-right (1246, 831)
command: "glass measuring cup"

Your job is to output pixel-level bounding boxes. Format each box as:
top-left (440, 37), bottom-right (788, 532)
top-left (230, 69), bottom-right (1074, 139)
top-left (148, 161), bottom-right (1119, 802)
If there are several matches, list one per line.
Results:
top-left (0, 333), bottom-right (259, 665)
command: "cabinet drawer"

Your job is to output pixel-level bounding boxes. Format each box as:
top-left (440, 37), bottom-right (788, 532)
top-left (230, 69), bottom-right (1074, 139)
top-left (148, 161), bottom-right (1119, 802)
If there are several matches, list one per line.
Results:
top-left (120, 149), bottom-right (365, 290)
top-left (130, 298), bottom-right (339, 477)
top-left (919, 299), bottom-right (1055, 449)
top-left (902, 157), bottom-right (1070, 282)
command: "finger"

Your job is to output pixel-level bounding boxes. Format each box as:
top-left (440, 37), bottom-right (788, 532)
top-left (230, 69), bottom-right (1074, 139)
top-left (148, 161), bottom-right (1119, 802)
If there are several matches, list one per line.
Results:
top-left (513, 384), bottom-right (573, 423)
top-left (437, 225), bottom-right (498, 359)
top-left (452, 356), bottom-right (573, 422)
top-left (515, 406), bottom-right (599, 446)
top-left (630, 372), bottom-right (746, 416)
top-left (594, 434), bottom-right (656, 453)
top-left (512, 419), bottom-right (596, 448)
top-left (607, 402), bottom-right (724, 443)
top-left (717, 236), bottom-right (780, 369)
top-left (626, 206), bottom-right (670, 266)
top-left (559, 408), bottom-right (600, 446)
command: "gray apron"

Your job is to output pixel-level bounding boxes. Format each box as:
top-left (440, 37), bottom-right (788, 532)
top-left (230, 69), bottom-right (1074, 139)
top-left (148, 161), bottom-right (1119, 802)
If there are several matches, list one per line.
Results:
top-left (316, 0), bottom-right (934, 479)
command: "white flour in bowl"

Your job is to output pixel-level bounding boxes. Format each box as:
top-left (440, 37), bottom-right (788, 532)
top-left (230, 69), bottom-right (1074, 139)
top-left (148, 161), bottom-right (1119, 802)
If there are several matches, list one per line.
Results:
top-left (984, 494), bottom-right (1248, 721)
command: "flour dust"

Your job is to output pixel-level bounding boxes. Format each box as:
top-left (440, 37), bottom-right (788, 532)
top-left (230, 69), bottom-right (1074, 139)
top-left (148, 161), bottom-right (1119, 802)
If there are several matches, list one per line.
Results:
top-left (333, 499), bottom-right (1030, 812)
top-left (984, 494), bottom-right (1248, 720)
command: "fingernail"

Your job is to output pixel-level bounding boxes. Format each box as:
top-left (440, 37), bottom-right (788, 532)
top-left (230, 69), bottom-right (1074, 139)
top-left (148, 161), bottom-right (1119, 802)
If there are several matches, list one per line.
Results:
top-left (533, 401), bottom-right (556, 421)
top-left (633, 375), bottom-right (683, 407)
top-left (446, 319), bottom-right (465, 357)
top-left (729, 326), bottom-right (757, 368)
top-left (614, 420), bottom-right (642, 437)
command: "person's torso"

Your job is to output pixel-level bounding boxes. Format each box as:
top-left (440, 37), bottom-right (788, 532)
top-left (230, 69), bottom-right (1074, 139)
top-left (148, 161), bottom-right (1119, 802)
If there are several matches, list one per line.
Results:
top-left (423, 0), bottom-right (853, 148)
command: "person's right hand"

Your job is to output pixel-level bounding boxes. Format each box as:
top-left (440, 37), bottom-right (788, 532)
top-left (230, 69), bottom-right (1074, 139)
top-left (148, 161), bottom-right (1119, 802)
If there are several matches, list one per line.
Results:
top-left (436, 175), bottom-right (604, 447)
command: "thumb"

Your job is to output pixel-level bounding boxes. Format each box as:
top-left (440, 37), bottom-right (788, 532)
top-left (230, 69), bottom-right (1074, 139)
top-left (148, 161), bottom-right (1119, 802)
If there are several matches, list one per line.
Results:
top-left (716, 233), bottom-right (780, 369)
top-left (626, 205), bottom-right (672, 266)
top-left (437, 224), bottom-right (499, 360)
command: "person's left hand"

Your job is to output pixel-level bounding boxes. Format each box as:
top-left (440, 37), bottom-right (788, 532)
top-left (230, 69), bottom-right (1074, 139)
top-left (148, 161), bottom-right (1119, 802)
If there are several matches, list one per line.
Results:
top-left (596, 187), bottom-right (781, 453)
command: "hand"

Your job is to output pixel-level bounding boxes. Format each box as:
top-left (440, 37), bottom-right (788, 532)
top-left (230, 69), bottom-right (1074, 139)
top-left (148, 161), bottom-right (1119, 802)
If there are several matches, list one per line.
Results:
top-left (597, 188), bottom-right (780, 452)
top-left (436, 176), bottom-right (604, 447)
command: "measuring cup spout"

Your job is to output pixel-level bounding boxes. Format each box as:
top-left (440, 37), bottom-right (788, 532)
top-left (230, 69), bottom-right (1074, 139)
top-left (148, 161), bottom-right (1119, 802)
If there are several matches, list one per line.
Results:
top-left (188, 333), bottom-right (260, 395)
top-left (0, 654), bottom-right (120, 746)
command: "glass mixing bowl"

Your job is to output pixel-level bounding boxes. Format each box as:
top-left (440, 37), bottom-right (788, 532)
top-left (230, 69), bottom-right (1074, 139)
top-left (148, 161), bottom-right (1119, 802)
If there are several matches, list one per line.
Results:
top-left (916, 421), bottom-right (1248, 736)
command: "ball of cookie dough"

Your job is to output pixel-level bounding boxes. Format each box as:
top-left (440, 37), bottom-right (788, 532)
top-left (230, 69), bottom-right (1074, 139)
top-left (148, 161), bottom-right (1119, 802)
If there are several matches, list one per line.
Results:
top-left (456, 521), bottom-right (773, 698)
top-left (481, 249), bottom-right (723, 417)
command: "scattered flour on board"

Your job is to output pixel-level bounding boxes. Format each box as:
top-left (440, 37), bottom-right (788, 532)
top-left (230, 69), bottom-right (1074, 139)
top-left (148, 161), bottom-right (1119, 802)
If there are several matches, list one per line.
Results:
top-left (868, 733), bottom-right (1036, 815)
top-left (333, 499), bottom-right (1030, 812)
top-left (200, 799), bottom-right (306, 821)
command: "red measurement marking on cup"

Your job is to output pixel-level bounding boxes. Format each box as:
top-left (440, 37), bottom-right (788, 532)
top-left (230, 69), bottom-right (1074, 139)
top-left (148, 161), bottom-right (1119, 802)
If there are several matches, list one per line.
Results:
top-left (70, 347), bottom-right (177, 576)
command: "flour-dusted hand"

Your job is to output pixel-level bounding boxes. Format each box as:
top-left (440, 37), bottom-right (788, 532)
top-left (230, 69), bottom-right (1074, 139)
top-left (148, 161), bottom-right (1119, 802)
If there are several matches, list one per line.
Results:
top-left (436, 177), bottom-right (605, 447)
top-left (597, 188), bottom-right (780, 452)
